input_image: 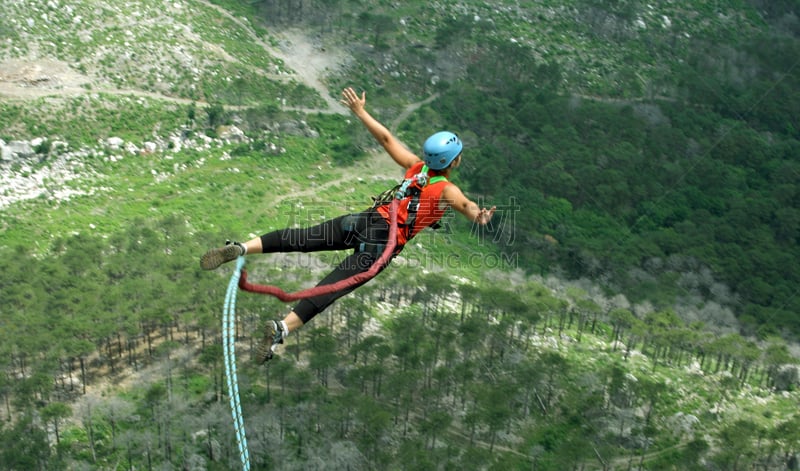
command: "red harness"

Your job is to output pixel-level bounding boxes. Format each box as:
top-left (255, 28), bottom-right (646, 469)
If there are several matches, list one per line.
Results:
top-left (376, 161), bottom-right (449, 246)
top-left (238, 163), bottom-right (449, 300)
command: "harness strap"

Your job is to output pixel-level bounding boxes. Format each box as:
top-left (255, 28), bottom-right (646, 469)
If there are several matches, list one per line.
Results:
top-left (401, 164), bottom-right (448, 239)
top-left (403, 190), bottom-right (423, 239)
top-left (358, 241), bottom-right (386, 255)
top-left (238, 199), bottom-right (400, 301)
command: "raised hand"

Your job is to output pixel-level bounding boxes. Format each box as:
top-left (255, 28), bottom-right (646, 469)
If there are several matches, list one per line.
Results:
top-left (340, 87), bottom-right (366, 114)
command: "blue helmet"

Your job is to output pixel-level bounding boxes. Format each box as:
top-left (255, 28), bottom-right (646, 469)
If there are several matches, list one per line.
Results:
top-left (423, 131), bottom-right (462, 170)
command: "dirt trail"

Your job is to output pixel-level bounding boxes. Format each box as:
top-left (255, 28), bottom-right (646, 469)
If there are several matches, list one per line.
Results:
top-left (0, 0), bottom-right (347, 114)
top-left (0, 2), bottom-right (439, 204)
top-left (270, 148), bottom-right (404, 209)
top-left (0, 0), bottom-right (438, 133)
top-left (389, 92), bottom-right (440, 133)
top-left (0, 58), bottom-right (94, 100)
top-left (196, 0), bottom-right (348, 114)
top-left (269, 29), bottom-right (349, 114)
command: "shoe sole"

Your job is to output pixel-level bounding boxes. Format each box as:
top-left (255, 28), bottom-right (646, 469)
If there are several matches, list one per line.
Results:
top-left (256, 323), bottom-right (278, 364)
top-left (200, 244), bottom-right (241, 270)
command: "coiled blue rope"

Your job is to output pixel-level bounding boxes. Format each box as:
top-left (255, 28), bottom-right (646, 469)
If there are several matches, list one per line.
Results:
top-left (223, 256), bottom-right (250, 471)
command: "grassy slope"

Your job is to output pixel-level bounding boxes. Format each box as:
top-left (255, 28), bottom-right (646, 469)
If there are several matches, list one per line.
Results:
top-left (1, 0), bottom-right (798, 468)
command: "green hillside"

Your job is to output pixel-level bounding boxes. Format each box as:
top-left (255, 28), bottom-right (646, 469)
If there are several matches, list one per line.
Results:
top-left (1, 0), bottom-right (799, 469)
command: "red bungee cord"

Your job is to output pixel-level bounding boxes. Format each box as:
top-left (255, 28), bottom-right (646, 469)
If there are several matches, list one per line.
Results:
top-left (237, 199), bottom-right (399, 301)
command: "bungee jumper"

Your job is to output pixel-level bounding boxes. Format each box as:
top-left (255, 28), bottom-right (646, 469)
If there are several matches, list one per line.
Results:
top-left (200, 86), bottom-right (496, 363)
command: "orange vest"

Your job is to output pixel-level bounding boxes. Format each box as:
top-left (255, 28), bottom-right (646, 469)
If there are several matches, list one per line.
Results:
top-left (377, 161), bottom-right (449, 246)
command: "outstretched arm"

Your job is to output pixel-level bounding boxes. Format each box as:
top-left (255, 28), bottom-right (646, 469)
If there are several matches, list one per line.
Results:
top-left (341, 87), bottom-right (421, 169)
top-left (442, 184), bottom-right (496, 225)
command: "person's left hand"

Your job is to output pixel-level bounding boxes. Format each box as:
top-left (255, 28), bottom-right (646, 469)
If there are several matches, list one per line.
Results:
top-left (477, 206), bottom-right (496, 225)
top-left (340, 87), bottom-right (366, 113)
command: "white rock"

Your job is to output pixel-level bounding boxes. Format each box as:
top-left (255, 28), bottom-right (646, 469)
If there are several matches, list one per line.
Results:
top-left (5, 141), bottom-right (34, 159)
top-left (107, 137), bottom-right (124, 149)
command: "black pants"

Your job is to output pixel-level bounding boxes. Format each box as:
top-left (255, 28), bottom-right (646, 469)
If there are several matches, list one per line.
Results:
top-left (259, 209), bottom-right (394, 324)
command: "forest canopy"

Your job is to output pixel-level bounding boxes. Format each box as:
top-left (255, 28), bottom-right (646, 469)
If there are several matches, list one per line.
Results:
top-left (251, 0), bottom-right (800, 337)
top-left (326, 1), bottom-right (800, 338)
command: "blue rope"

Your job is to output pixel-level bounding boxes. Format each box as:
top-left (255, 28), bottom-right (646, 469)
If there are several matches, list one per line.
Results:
top-left (223, 256), bottom-right (250, 471)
